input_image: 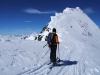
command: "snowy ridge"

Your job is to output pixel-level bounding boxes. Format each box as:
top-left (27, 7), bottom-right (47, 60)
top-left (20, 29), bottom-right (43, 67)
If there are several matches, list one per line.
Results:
top-left (39, 7), bottom-right (100, 42)
top-left (25, 32), bottom-right (37, 40)
top-left (0, 7), bottom-right (100, 75)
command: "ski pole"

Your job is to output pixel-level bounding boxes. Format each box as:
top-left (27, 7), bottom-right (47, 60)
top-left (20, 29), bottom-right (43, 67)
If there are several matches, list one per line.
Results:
top-left (58, 44), bottom-right (60, 62)
top-left (43, 44), bottom-right (48, 48)
top-left (42, 49), bottom-right (49, 58)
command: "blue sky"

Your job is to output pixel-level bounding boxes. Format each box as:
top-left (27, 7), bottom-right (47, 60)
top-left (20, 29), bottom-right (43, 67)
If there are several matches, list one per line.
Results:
top-left (0, 0), bottom-right (100, 35)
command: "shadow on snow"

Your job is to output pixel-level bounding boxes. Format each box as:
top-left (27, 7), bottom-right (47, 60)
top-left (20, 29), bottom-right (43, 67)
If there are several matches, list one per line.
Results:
top-left (56, 60), bottom-right (78, 66)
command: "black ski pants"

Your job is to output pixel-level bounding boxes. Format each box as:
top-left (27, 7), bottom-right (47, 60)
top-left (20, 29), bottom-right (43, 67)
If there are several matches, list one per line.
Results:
top-left (50, 45), bottom-right (57, 63)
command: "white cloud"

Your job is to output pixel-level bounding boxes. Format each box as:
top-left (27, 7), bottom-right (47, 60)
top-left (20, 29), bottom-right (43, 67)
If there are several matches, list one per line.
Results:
top-left (24, 21), bottom-right (31, 22)
top-left (83, 8), bottom-right (95, 14)
top-left (23, 8), bottom-right (57, 14)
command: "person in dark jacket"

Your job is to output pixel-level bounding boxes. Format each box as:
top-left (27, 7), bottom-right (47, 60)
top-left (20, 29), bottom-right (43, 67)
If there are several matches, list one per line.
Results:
top-left (48, 28), bottom-right (59, 66)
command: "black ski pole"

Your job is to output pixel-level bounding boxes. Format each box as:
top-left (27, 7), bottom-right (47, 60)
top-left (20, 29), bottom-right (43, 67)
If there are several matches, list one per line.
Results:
top-left (43, 44), bottom-right (48, 48)
top-left (42, 49), bottom-right (49, 58)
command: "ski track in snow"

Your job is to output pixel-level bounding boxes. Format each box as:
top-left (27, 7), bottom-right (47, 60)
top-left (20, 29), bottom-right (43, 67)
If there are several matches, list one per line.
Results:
top-left (0, 38), bottom-right (100, 75)
top-left (19, 60), bottom-right (50, 75)
top-left (17, 41), bottom-right (84, 75)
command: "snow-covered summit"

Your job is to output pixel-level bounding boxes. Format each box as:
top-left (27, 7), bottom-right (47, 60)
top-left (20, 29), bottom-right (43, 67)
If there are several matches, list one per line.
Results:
top-left (36, 7), bottom-right (100, 43)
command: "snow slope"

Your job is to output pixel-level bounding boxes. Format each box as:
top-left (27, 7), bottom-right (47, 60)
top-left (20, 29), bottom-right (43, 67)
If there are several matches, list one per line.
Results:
top-left (0, 7), bottom-right (100, 75)
top-left (39, 7), bottom-right (100, 42)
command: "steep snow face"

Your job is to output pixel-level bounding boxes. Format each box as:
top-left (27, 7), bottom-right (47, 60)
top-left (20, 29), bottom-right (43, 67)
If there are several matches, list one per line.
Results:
top-left (39, 7), bottom-right (100, 44)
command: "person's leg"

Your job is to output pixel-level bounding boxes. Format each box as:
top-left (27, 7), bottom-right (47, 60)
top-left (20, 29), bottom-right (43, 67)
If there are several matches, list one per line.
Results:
top-left (50, 46), bottom-right (53, 62)
top-left (52, 45), bottom-right (57, 65)
top-left (53, 49), bottom-right (56, 62)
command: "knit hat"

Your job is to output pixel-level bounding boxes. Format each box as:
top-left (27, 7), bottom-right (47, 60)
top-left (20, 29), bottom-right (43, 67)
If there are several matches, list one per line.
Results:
top-left (52, 28), bottom-right (56, 32)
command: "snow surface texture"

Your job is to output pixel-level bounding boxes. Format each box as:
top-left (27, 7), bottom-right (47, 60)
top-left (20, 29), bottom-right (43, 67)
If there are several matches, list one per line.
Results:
top-left (0, 7), bottom-right (100, 75)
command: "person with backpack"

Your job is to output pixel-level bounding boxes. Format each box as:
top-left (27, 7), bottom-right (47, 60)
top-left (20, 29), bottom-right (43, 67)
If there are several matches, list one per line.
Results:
top-left (47, 28), bottom-right (59, 66)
